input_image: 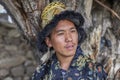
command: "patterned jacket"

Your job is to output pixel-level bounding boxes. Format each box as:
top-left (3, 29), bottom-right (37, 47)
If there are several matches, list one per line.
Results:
top-left (32, 46), bottom-right (107, 80)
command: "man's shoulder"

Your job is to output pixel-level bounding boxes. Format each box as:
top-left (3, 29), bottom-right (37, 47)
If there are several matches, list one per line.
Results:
top-left (76, 54), bottom-right (94, 67)
top-left (36, 60), bottom-right (51, 72)
top-left (31, 60), bottom-right (51, 80)
top-left (77, 54), bottom-right (90, 62)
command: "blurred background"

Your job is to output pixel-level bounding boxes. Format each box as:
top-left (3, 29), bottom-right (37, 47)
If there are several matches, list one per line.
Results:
top-left (0, 5), bottom-right (37, 80)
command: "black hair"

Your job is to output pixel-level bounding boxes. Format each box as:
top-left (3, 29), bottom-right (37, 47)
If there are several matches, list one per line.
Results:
top-left (96, 63), bottom-right (103, 69)
top-left (37, 10), bottom-right (87, 53)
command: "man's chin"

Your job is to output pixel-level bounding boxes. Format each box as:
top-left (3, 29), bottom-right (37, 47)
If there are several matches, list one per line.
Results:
top-left (65, 51), bottom-right (76, 57)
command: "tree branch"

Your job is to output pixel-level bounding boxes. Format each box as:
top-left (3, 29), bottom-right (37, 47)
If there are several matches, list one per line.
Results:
top-left (94, 0), bottom-right (120, 21)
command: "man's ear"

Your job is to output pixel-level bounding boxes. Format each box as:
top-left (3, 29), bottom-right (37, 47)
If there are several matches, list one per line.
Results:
top-left (45, 37), bottom-right (52, 47)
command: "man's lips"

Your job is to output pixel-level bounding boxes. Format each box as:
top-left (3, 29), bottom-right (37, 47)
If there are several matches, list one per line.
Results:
top-left (65, 45), bottom-right (74, 51)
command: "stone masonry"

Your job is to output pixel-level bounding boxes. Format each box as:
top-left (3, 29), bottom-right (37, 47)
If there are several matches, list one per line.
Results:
top-left (0, 23), bottom-right (37, 80)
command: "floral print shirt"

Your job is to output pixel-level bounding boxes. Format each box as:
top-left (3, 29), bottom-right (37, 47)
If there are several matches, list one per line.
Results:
top-left (32, 46), bottom-right (107, 80)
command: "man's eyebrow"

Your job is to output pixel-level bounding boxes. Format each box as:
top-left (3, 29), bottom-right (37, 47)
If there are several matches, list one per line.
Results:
top-left (55, 26), bottom-right (76, 33)
top-left (70, 27), bottom-right (76, 29)
top-left (55, 30), bottom-right (64, 33)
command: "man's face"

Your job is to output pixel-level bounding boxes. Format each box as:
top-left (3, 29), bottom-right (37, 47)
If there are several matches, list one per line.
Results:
top-left (45, 20), bottom-right (78, 58)
top-left (98, 66), bottom-right (102, 72)
top-left (88, 62), bottom-right (93, 69)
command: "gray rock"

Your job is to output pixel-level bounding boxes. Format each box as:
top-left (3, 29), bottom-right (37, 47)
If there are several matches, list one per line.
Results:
top-left (24, 59), bottom-right (37, 67)
top-left (0, 69), bottom-right (9, 77)
top-left (0, 51), bottom-right (10, 59)
top-left (0, 43), bottom-right (4, 48)
top-left (11, 66), bottom-right (24, 77)
top-left (0, 27), bottom-right (7, 36)
top-left (26, 66), bottom-right (36, 76)
top-left (24, 60), bottom-right (33, 67)
top-left (26, 51), bottom-right (34, 60)
top-left (5, 45), bottom-right (18, 51)
top-left (8, 29), bottom-right (20, 38)
top-left (23, 76), bottom-right (30, 80)
top-left (0, 37), bottom-right (3, 43)
top-left (0, 56), bottom-right (26, 69)
top-left (14, 77), bottom-right (22, 80)
top-left (3, 77), bottom-right (13, 80)
top-left (17, 50), bottom-right (26, 56)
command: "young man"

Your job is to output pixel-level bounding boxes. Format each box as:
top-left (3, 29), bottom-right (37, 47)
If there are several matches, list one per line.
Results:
top-left (32, 1), bottom-right (107, 80)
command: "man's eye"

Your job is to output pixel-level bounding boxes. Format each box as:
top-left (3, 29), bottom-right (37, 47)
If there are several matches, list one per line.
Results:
top-left (57, 32), bottom-right (64, 35)
top-left (71, 29), bottom-right (77, 33)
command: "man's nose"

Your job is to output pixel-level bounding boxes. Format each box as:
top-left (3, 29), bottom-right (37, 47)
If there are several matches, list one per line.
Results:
top-left (65, 33), bottom-right (72, 42)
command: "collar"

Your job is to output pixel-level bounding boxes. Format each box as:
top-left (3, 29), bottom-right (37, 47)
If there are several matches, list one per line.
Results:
top-left (51, 46), bottom-right (84, 69)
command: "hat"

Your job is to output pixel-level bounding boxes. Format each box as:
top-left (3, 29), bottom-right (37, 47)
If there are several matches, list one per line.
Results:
top-left (41, 1), bottom-right (65, 28)
top-left (38, 1), bottom-right (86, 53)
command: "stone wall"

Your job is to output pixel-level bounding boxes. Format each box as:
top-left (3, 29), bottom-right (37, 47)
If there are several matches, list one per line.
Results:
top-left (0, 24), bottom-right (37, 80)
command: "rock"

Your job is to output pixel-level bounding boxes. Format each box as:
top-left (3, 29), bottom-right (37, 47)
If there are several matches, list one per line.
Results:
top-left (0, 69), bottom-right (9, 77)
top-left (0, 13), bottom-right (8, 21)
top-left (26, 51), bottom-right (34, 60)
top-left (5, 45), bottom-right (18, 51)
top-left (0, 37), bottom-right (3, 43)
top-left (8, 29), bottom-right (20, 38)
top-left (118, 41), bottom-right (120, 54)
top-left (17, 50), bottom-right (26, 56)
top-left (23, 75), bottom-right (30, 80)
top-left (0, 56), bottom-right (26, 69)
top-left (0, 43), bottom-right (4, 48)
top-left (0, 51), bottom-right (10, 59)
top-left (24, 60), bottom-right (33, 67)
top-left (3, 37), bottom-right (12, 44)
top-left (11, 66), bottom-right (24, 77)
top-left (0, 27), bottom-right (7, 36)
top-left (3, 77), bottom-right (13, 80)
top-left (26, 66), bottom-right (36, 76)
top-left (14, 77), bottom-right (22, 80)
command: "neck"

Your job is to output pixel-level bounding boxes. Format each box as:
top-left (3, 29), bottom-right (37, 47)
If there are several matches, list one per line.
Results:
top-left (56, 55), bottom-right (74, 70)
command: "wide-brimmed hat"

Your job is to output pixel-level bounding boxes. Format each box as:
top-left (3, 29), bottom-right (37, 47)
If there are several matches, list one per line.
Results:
top-left (37, 1), bottom-right (86, 53)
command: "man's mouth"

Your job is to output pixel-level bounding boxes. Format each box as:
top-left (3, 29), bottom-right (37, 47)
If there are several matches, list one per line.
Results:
top-left (65, 45), bottom-right (74, 51)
